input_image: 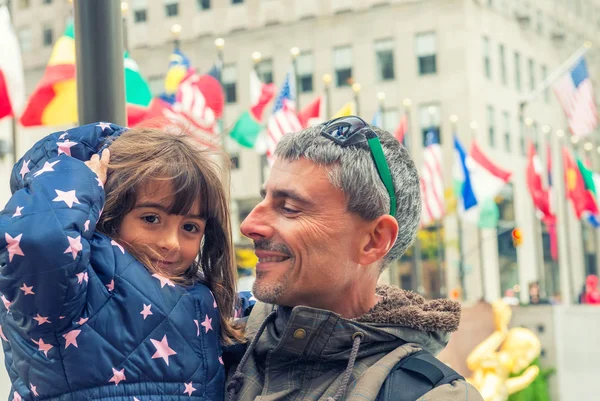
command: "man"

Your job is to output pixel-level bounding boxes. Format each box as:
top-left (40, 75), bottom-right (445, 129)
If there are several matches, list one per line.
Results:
top-left (227, 117), bottom-right (482, 401)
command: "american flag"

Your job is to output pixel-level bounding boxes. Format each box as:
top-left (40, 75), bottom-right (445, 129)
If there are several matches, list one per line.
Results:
top-left (420, 129), bottom-right (445, 226)
top-left (552, 57), bottom-right (597, 137)
top-left (266, 67), bottom-right (302, 160)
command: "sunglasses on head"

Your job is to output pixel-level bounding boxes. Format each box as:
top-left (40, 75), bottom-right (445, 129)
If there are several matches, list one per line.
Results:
top-left (320, 116), bottom-right (397, 216)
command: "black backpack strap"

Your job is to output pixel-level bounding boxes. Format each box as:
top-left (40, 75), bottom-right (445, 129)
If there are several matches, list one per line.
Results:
top-left (376, 350), bottom-right (464, 401)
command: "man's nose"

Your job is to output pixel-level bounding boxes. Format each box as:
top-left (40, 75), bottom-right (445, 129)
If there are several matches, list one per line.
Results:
top-left (240, 201), bottom-right (273, 241)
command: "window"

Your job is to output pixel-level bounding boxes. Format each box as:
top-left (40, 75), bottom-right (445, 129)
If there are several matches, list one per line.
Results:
top-left (536, 10), bottom-right (543, 34)
top-left (487, 105), bottom-right (495, 148)
top-left (198, 0), bottom-right (210, 10)
top-left (542, 65), bottom-right (549, 103)
top-left (133, 0), bottom-right (148, 23)
top-left (375, 38), bottom-right (395, 81)
top-left (223, 64), bottom-right (237, 104)
top-left (232, 0), bottom-right (244, 4)
top-left (256, 59), bottom-right (273, 84)
top-left (419, 104), bottom-right (441, 146)
top-left (487, 0), bottom-right (493, 6)
top-left (18, 28), bottom-right (32, 53)
top-left (483, 36), bottom-right (491, 79)
top-left (230, 154), bottom-right (240, 170)
top-left (42, 25), bottom-right (53, 47)
top-left (43, 0), bottom-right (52, 4)
top-left (333, 46), bottom-right (352, 87)
top-left (499, 44), bottom-right (507, 85)
top-left (528, 58), bottom-right (535, 91)
top-left (18, 0), bottom-right (30, 9)
top-left (518, 115), bottom-right (525, 156)
top-left (415, 32), bottom-right (437, 75)
top-left (502, 111), bottom-right (510, 152)
top-left (165, 0), bottom-right (179, 17)
top-left (296, 52), bottom-right (313, 93)
top-left (514, 52), bottom-right (522, 91)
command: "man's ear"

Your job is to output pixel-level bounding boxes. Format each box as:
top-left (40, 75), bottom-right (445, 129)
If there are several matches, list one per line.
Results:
top-left (358, 215), bottom-right (399, 266)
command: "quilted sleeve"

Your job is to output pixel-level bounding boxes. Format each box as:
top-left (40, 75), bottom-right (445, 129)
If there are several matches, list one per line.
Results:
top-left (0, 155), bottom-right (104, 336)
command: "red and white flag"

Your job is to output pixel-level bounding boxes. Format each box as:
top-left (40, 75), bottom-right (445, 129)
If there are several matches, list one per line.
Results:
top-left (0, 5), bottom-right (25, 120)
top-left (297, 96), bottom-right (323, 128)
top-left (394, 114), bottom-right (408, 145)
top-left (552, 57), bottom-right (597, 137)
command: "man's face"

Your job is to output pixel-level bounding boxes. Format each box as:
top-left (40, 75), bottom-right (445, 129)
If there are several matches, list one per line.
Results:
top-left (240, 158), bottom-right (371, 308)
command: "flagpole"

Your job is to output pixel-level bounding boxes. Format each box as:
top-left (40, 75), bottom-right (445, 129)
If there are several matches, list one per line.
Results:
top-left (290, 47), bottom-right (300, 111)
top-left (451, 115), bottom-right (467, 300)
top-left (352, 83), bottom-right (361, 116)
top-left (582, 138), bottom-right (600, 276)
top-left (253, 51), bottom-right (268, 185)
top-left (377, 92), bottom-right (385, 127)
top-left (323, 74), bottom-right (332, 119)
top-left (214, 37), bottom-right (230, 186)
top-left (5, 0), bottom-right (19, 164)
top-left (519, 41), bottom-right (592, 107)
top-left (469, 121), bottom-right (487, 301)
top-left (403, 97), bottom-right (423, 294)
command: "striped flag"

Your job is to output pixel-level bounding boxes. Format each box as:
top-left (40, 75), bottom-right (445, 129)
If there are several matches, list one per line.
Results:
top-left (420, 129), bottom-right (445, 226)
top-left (394, 114), bottom-right (408, 145)
top-left (266, 67), bottom-right (302, 160)
top-left (552, 57), bottom-right (597, 137)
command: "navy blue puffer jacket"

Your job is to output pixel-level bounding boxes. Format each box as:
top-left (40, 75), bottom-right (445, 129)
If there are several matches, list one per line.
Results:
top-left (0, 123), bottom-right (224, 401)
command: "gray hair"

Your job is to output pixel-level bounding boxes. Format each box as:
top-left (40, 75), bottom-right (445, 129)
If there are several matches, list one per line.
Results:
top-left (274, 124), bottom-right (422, 269)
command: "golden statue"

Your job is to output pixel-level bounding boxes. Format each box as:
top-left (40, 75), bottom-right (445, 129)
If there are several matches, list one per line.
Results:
top-left (466, 300), bottom-right (541, 401)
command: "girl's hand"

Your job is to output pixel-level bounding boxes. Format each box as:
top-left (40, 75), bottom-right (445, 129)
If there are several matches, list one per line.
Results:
top-left (84, 148), bottom-right (110, 186)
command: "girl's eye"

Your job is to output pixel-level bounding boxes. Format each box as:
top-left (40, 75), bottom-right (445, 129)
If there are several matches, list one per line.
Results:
top-left (183, 223), bottom-right (200, 233)
top-left (142, 215), bottom-right (160, 224)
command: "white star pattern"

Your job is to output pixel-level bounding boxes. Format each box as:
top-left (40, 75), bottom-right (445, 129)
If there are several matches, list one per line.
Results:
top-left (84, 220), bottom-right (90, 231)
top-left (96, 122), bottom-right (112, 131)
top-left (19, 160), bottom-right (30, 178)
top-left (219, 356), bottom-right (224, 365)
top-left (140, 304), bottom-right (153, 320)
top-left (59, 132), bottom-right (68, 139)
top-left (152, 273), bottom-right (175, 288)
top-left (200, 315), bottom-right (213, 333)
top-left (53, 189), bottom-right (81, 208)
top-left (12, 206), bottom-right (23, 217)
top-left (57, 140), bottom-right (78, 156)
top-left (210, 290), bottom-right (217, 308)
top-left (111, 240), bottom-right (125, 254)
top-left (33, 160), bottom-right (60, 177)
top-left (194, 319), bottom-right (200, 336)
top-left (183, 382), bottom-right (197, 396)
top-left (64, 235), bottom-right (83, 259)
top-left (150, 335), bottom-right (177, 365)
top-left (109, 367), bottom-right (126, 386)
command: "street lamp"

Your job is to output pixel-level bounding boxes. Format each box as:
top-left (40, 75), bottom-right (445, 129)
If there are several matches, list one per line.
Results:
top-left (450, 115), bottom-right (458, 123)
top-left (402, 98), bottom-right (412, 109)
top-left (214, 37), bottom-right (225, 50)
top-left (214, 37), bottom-right (225, 81)
top-left (469, 121), bottom-right (478, 130)
top-left (584, 142), bottom-right (593, 151)
top-left (556, 129), bottom-right (565, 138)
top-left (542, 125), bottom-right (551, 134)
top-left (351, 83), bottom-right (361, 116)
top-left (376, 92), bottom-right (386, 128)
top-left (571, 136), bottom-right (580, 144)
top-left (252, 51), bottom-right (262, 64)
top-left (171, 24), bottom-right (182, 50)
top-left (524, 117), bottom-right (533, 126)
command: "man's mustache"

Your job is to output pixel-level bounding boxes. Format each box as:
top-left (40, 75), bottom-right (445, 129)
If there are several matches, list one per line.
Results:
top-left (253, 239), bottom-right (292, 257)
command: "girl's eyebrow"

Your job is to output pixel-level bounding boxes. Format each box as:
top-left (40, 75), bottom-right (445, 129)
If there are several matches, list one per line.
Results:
top-left (134, 202), bottom-right (205, 220)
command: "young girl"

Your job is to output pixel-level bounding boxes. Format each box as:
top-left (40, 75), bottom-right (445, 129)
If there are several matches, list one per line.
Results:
top-left (0, 122), bottom-right (242, 400)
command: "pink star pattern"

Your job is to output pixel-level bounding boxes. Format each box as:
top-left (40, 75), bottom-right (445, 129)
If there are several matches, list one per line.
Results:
top-left (64, 235), bottom-right (83, 259)
top-left (1, 295), bottom-right (11, 310)
top-left (32, 338), bottom-right (53, 357)
top-left (219, 356), bottom-right (224, 365)
top-left (200, 314), bottom-right (213, 333)
top-left (84, 220), bottom-right (90, 231)
top-left (152, 273), bottom-right (175, 288)
top-left (63, 329), bottom-right (81, 349)
top-left (53, 189), bottom-right (81, 208)
top-left (109, 367), bottom-right (126, 386)
top-left (20, 283), bottom-right (34, 295)
top-left (194, 320), bottom-right (200, 336)
top-left (19, 160), bottom-right (30, 178)
top-left (57, 140), bottom-right (78, 156)
top-left (210, 291), bottom-right (217, 308)
top-left (12, 206), bottom-right (23, 217)
top-left (60, 316), bottom-right (65, 319)
top-left (76, 272), bottom-right (89, 284)
top-left (59, 132), bottom-right (68, 139)
top-left (106, 279), bottom-right (115, 292)
top-left (33, 160), bottom-right (60, 177)
top-left (150, 335), bottom-right (177, 366)
top-left (96, 122), bottom-right (112, 131)
top-left (111, 240), bottom-right (125, 254)
top-left (33, 314), bottom-right (51, 325)
top-left (5, 233), bottom-right (24, 262)
top-left (96, 177), bottom-right (104, 188)
top-left (77, 317), bottom-right (89, 325)
top-left (183, 382), bottom-right (197, 396)
top-left (0, 325), bottom-right (8, 341)
top-left (140, 304), bottom-right (153, 320)
top-left (12, 391), bottom-right (21, 401)
top-left (29, 384), bottom-right (38, 397)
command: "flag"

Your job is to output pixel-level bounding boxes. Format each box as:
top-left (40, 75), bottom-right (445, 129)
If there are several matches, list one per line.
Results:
top-left (159, 48), bottom-right (191, 105)
top-left (230, 70), bottom-right (276, 148)
top-left (453, 137), bottom-right (511, 223)
top-left (394, 114), bottom-right (408, 145)
top-left (298, 96), bottom-right (322, 128)
top-left (20, 23), bottom-right (153, 127)
top-left (552, 57), bottom-right (597, 137)
top-left (563, 147), bottom-right (599, 220)
top-left (266, 67), bottom-right (302, 159)
top-left (575, 156), bottom-right (600, 227)
top-left (371, 110), bottom-right (382, 128)
top-left (332, 102), bottom-right (354, 119)
top-left (0, 5), bottom-right (25, 120)
top-left (545, 146), bottom-right (558, 259)
top-left (526, 142), bottom-right (552, 219)
top-left (420, 129), bottom-right (444, 226)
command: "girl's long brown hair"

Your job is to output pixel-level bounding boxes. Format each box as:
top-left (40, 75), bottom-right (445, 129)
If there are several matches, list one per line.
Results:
top-left (96, 125), bottom-right (243, 344)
